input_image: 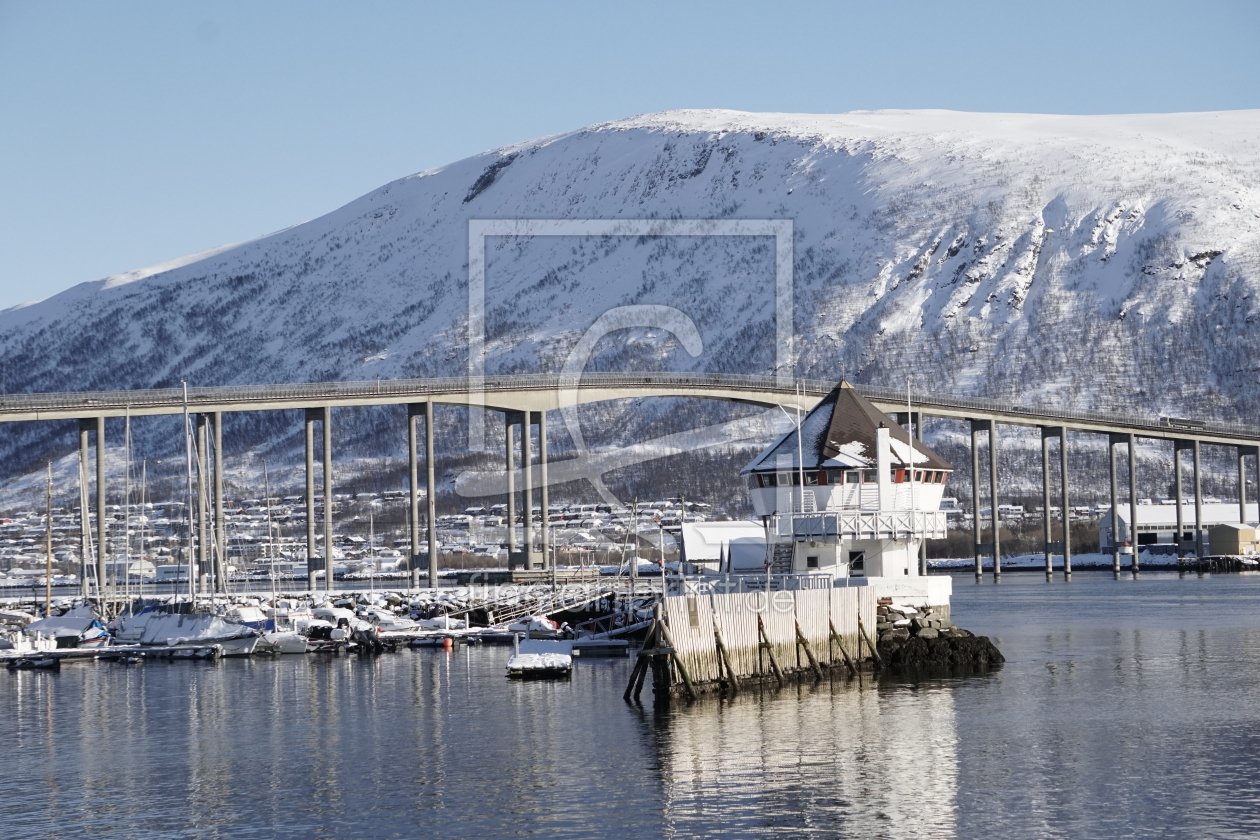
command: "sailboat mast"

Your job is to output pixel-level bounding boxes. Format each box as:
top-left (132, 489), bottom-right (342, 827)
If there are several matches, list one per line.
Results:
top-left (183, 381), bottom-right (196, 604)
top-left (140, 460), bottom-right (148, 602)
top-left (264, 459), bottom-right (275, 605)
top-left (907, 377), bottom-right (916, 564)
top-left (45, 462), bottom-right (53, 615)
top-left (124, 409), bottom-right (132, 603)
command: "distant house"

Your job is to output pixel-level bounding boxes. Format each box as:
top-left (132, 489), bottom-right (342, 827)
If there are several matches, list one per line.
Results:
top-left (678, 521), bottom-right (767, 573)
top-left (1209, 522), bottom-right (1260, 556)
top-left (1097, 504), bottom-right (1259, 552)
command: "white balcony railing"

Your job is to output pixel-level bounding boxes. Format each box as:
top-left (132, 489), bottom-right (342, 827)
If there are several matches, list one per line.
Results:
top-left (771, 510), bottom-right (948, 541)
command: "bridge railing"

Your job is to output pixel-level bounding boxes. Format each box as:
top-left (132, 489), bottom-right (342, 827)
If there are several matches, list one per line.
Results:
top-left (0, 371), bottom-right (1257, 440)
top-left (0, 371), bottom-right (828, 413)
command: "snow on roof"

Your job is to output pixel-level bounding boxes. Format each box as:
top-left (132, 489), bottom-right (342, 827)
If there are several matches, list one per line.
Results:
top-left (1110, 503), bottom-right (1259, 526)
top-left (680, 521), bottom-right (766, 562)
top-left (742, 381), bottom-right (951, 473)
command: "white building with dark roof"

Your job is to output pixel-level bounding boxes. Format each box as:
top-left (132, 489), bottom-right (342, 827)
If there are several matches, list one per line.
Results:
top-left (740, 380), bottom-right (953, 578)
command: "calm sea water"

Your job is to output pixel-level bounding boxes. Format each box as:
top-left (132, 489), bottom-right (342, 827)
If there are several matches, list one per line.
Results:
top-left (4, 571), bottom-right (1260, 839)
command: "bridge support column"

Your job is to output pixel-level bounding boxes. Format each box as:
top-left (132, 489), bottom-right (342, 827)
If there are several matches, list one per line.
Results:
top-left (1060, 429), bottom-right (1071, 579)
top-left (425, 401), bottom-right (437, 590)
top-left (1193, 439), bottom-right (1203, 557)
top-left (304, 409), bottom-right (317, 586)
top-left (1129, 434), bottom-right (1140, 575)
top-left (212, 412), bottom-right (225, 594)
top-left (506, 413), bottom-right (518, 554)
top-left (408, 405), bottom-right (421, 584)
top-left (523, 412), bottom-right (534, 562)
top-left (970, 420), bottom-right (982, 580)
top-left (917, 415), bottom-right (927, 576)
top-left (989, 422), bottom-right (1000, 580)
top-left (96, 415), bottom-right (106, 597)
top-left (537, 410), bottom-right (550, 571)
top-left (323, 407), bottom-right (334, 591)
top-left (1240, 446), bottom-right (1250, 526)
top-left (1109, 434), bottom-right (1122, 576)
top-left (1173, 441), bottom-right (1185, 557)
top-left (78, 419), bottom-right (91, 598)
top-left (1041, 428), bottom-right (1053, 580)
top-left (196, 414), bottom-right (208, 595)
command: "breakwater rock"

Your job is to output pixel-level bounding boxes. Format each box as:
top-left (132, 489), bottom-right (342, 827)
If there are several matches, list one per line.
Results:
top-left (874, 601), bottom-right (1004, 671)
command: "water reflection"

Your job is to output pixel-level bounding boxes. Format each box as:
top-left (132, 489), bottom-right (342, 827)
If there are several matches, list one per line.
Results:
top-left (648, 676), bottom-right (960, 838)
top-left (5, 574), bottom-right (1260, 838)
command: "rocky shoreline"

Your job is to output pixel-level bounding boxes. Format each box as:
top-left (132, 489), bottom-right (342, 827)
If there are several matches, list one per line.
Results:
top-left (874, 600), bottom-right (1004, 671)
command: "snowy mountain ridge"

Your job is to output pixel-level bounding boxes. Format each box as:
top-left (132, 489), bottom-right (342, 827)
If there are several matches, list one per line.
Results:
top-left (2, 108), bottom-right (1260, 495)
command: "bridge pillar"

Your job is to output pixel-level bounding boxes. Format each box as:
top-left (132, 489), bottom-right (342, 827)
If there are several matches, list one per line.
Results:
top-left (969, 420), bottom-right (983, 579)
top-left (523, 411), bottom-right (534, 561)
top-left (1129, 434), bottom-right (1140, 575)
top-left (196, 414), bottom-right (209, 595)
top-left (989, 422), bottom-right (1000, 580)
top-left (322, 406), bottom-right (334, 591)
top-left (213, 412), bottom-right (225, 594)
top-left (916, 415), bottom-right (927, 576)
top-left (408, 404), bottom-right (422, 581)
top-left (1240, 446), bottom-right (1258, 530)
top-left (96, 415), bottom-right (107, 598)
top-left (304, 409), bottom-right (317, 586)
top-left (1060, 428), bottom-right (1071, 579)
top-left (1240, 447), bottom-right (1249, 526)
top-left (78, 419), bottom-right (91, 598)
top-left (1041, 428), bottom-right (1053, 580)
top-left (537, 410), bottom-right (550, 571)
top-left (425, 401), bottom-right (438, 590)
top-left (506, 412), bottom-right (518, 554)
top-left (1193, 439), bottom-right (1203, 557)
top-left (1109, 434), bottom-right (1123, 576)
top-left (1173, 442), bottom-right (1185, 557)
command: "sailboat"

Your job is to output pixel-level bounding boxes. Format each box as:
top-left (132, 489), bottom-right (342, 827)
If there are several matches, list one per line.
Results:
top-left (115, 384), bottom-right (261, 656)
top-left (259, 461), bottom-right (309, 654)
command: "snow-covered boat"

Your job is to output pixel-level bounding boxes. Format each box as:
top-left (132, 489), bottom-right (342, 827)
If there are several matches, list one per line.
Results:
top-left (505, 637), bottom-right (573, 679)
top-left (24, 604), bottom-right (110, 649)
top-left (363, 607), bottom-right (419, 633)
top-left (116, 608), bottom-right (261, 656)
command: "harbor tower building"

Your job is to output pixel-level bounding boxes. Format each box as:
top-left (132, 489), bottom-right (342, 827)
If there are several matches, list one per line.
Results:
top-left (741, 380), bottom-right (953, 578)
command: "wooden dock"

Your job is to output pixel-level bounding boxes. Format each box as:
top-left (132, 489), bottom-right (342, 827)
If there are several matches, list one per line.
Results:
top-left (625, 585), bottom-right (882, 701)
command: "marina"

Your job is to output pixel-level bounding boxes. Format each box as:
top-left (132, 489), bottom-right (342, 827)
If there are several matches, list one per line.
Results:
top-left (0, 570), bottom-right (1256, 839)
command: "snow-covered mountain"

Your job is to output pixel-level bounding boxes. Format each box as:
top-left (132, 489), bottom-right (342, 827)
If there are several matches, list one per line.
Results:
top-left (2, 108), bottom-right (1259, 500)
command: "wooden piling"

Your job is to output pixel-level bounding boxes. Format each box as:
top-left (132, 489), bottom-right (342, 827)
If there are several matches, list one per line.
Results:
top-left (857, 616), bottom-right (882, 669)
top-left (795, 619), bottom-right (823, 680)
top-left (657, 620), bottom-right (698, 701)
top-left (829, 618), bottom-right (857, 675)
top-left (713, 623), bottom-right (740, 695)
top-left (757, 615), bottom-right (785, 686)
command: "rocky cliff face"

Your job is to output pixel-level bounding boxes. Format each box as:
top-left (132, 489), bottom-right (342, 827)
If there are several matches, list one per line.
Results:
top-left (2, 108), bottom-right (1258, 502)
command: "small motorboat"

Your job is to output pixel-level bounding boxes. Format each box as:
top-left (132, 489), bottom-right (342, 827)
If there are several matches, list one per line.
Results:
top-left (6, 656), bottom-right (60, 671)
top-left (505, 637), bottom-right (573, 679)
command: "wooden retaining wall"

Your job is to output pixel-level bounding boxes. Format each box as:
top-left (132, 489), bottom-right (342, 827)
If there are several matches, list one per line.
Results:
top-left (663, 586), bottom-right (880, 684)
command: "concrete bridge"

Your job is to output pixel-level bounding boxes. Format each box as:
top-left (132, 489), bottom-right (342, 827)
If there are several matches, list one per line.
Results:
top-left (3, 372), bottom-right (1257, 591)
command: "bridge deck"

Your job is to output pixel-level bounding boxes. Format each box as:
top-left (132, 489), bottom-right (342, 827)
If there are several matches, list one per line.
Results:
top-left (0, 372), bottom-right (1254, 446)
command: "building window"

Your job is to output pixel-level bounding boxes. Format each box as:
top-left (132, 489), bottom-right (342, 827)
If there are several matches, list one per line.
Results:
top-left (806, 556), bottom-right (819, 568)
top-left (845, 470), bottom-right (860, 485)
top-left (804, 472), bottom-right (819, 486)
top-left (863, 469), bottom-right (878, 483)
top-left (848, 551), bottom-right (865, 575)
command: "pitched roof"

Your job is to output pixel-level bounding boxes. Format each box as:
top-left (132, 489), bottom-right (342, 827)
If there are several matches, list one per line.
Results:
top-left (741, 380), bottom-right (953, 473)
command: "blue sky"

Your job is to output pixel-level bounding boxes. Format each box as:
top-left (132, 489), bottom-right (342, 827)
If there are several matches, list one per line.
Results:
top-left (1, 0), bottom-right (1257, 310)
